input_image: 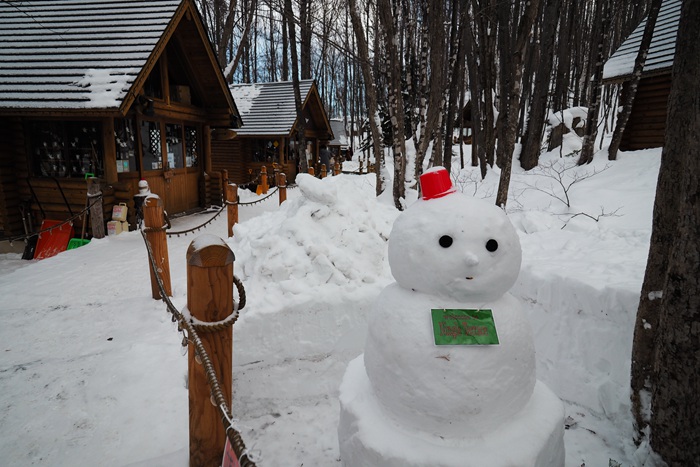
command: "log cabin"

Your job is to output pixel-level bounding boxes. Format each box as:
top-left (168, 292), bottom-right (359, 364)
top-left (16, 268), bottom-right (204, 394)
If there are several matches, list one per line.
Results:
top-left (220, 80), bottom-right (334, 185)
top-left (602, 0), bottom-right (680, 151)
top-left (0, 0), bottom-right (240, 239)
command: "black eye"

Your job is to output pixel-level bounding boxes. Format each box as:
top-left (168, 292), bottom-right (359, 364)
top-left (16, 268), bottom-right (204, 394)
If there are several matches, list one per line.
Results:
top-left (486, 239), bottom-right (498, 252)
top-left (439, 235), bottom-right (453, 248)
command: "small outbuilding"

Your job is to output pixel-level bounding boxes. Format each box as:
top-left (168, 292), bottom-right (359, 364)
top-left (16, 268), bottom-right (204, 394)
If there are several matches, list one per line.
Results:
top-left (602, 0), bottom-right (680, 151)
top-left (0, 0), bottom-right (240, 238)
top-left (218, 80), bottom-right (333, 184)
top-left (328, 119), bottom-right (349, 161)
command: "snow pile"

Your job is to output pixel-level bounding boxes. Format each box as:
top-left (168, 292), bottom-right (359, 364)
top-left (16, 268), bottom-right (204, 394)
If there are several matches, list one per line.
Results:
top-left (230, 173), bottom-right (396, 314)
top-left (0, 145), bottom-right (664, 467)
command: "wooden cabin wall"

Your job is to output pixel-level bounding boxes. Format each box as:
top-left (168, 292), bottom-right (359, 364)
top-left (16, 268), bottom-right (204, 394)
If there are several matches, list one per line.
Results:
top-left (20, 178), bottom-right (116, 237)
top-left (621, 74), bottom-right (671, 151)
top-left (211, 138), bottom-right (249, 183)
top-left (0, 117), bottom-right (24, 237)
top-left (0, 117), bottom-right (123, 239)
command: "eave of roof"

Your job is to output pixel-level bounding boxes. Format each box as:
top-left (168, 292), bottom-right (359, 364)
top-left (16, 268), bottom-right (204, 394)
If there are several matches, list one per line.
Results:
top-left (230, 80), bottom-right (320, 136)
top-left (602, 0), bottom-right (681, 82)
top-left (0, 0), bottom-right (180, 112)
top-left (0, 0), bottom-right (238, 120)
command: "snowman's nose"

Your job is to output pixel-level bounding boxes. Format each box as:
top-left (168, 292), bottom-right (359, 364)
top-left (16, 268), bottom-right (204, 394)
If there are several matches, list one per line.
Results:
top-left (463, 251), bottom-right (479, 266)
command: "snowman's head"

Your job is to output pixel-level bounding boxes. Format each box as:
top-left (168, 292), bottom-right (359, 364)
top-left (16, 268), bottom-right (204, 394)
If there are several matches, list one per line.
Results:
top-left (388, 168), bottom-right (521, 301)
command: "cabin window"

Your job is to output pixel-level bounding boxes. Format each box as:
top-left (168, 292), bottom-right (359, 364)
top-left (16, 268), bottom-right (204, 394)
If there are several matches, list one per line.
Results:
top-left (28, 121), bottom-right (104, 178)
top-left (165, 123), bottom-right (184, 169)
top-left (185, 126), bottom-right (199, 167)
top-left (115, 118), bottom-right (137, 173)
top-left (141, 120), bottom-right (163, 170)
top-left (252, 139), bottom-right (279, 163)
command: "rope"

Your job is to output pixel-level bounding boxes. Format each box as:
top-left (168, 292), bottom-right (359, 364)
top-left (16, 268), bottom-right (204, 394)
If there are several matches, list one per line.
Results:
top-left (187, 276), bottom-right (247, 333)
top-left (238, 187), bottom-right (279, 206)
top-left (139, 229), bottom-right (258, 467)
top-left (165, 204), bottom-right (226, 238)
top-left (3, 193), bottom-right (103, 245)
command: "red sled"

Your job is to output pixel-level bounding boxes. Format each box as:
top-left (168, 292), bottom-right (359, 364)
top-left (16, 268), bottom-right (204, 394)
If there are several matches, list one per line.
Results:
top-left (34, 220), bottom-right (74, 260)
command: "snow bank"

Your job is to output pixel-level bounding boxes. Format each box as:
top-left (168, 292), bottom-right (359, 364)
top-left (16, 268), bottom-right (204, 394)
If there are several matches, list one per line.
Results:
top-left (229, 174), bottom-right (396, 315)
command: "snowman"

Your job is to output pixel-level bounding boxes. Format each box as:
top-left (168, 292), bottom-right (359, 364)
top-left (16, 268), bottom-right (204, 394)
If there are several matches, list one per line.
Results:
top-left (338, 167), bottom-right (565, 466)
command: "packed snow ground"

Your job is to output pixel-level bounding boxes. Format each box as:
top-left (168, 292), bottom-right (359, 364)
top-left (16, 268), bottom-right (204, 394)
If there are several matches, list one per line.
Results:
top-left (0, 138), bottom-right (662, 466)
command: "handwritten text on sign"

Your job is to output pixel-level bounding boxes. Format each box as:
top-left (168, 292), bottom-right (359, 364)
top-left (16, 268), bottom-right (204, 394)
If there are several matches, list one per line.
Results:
top-left (431, 309), bottom-right (499, 345)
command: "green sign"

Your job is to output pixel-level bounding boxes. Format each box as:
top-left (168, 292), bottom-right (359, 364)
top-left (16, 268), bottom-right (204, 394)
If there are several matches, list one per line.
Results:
top-left (431, 309), bottom-right (499, 345)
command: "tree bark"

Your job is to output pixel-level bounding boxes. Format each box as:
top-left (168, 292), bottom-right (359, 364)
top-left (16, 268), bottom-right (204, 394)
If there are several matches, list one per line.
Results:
top-left (299, 0), bottom-right (312, 79)
top-left (284, 0), bottom-right (307, 172)
top-left (414, 0), bottom-right (446, 184)
top-left (347, 0), bottom-right (386, 196)
top-left (578, 0), bottom-right (610, 165)
top-left (494, 0), bottom-right (541, 208)
top-left (608, 0), bottom-right (662, 160)
top-left (644, 1), bottom-right (700, 462)
top-left (519, 0), bottom-right (562, 170)
top-left (377, 0), bottom-right (407, 209)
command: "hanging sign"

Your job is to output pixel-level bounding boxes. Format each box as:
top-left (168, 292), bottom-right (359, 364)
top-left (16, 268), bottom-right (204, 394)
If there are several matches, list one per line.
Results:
top-left (222, 437), bottom-right (241, 467)
top-left (431, 309), bottom-right (500, 345)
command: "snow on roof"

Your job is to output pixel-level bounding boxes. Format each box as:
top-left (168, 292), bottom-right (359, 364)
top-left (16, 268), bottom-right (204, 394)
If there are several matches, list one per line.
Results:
top-left (0, 0), bottom-right (181, 110)
top-left (603, 0), bottom-right (681, 81)
top-left (328, 120), bottom-right (348, 147)
top-left (229, 80), bottom-right (315, 136)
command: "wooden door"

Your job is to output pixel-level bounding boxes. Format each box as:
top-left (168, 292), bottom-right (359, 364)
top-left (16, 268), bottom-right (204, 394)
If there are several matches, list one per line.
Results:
top-left (139, 120), bottom-right (201, 215)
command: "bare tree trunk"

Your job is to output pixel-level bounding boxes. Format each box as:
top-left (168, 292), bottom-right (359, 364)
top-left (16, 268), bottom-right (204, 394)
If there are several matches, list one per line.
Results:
top-left (640, 2), bottom-right (700, 462)
top-left (284, 0), bottom-right (307, 172)
top-left (443, 0), bottom-right (466, 175)
top-left (268, 0), bottom-right (277, 81)
top-left (494, 0), bottom-right (541, 208)
top-left (608, 0), bottom-right (662, 160)
top-left (216, 0), bottom-right (238, 68)
top-left (578, 0), bottom-right (610, 165)
top-left (377, 0), bottom-right (407, 209)
top-left (282, 4), bottom-right (289, 81)
top-left (299, 0), bottom-right (312, 79)
top-left (347, 0), bottom-right (386, 196)
top-left (414, 0), bottom-right (446, 183)
top-left (519, 0), bottom-right (562, 170)
top-left (223, 0), bottom-right (257, 82)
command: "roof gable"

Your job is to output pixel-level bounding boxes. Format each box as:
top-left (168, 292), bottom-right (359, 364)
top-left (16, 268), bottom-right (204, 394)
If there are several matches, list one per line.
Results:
top-left (0, 0), bottom-right (237, 119)
top-left (603, 0), bottom-right (681, 82)
top-left (229, 80), bottom-right (332, 138)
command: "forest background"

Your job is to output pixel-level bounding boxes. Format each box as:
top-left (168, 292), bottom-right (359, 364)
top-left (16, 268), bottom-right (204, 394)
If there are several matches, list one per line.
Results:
top-left (190, 0), bottom-right (700, 463)
top-left (196, 0), bottom-right (651, 205)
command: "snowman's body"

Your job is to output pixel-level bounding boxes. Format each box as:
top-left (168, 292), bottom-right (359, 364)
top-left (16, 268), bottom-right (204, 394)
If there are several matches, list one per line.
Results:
top-left (338, 168), bottom-right (565, 466)
top-left (364, 285), bottom-right (535, 438)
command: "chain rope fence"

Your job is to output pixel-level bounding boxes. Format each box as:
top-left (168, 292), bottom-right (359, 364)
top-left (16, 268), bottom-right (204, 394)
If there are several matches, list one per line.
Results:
top-left (140, 227), bottom-right (259, 467)
top-left (3, 192), bottom-right (104, 245)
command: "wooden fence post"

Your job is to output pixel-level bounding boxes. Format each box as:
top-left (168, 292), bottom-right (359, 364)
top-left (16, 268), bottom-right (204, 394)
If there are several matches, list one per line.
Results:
top-left (359, 160), bottom-right (364, 174)
top-left (308, 166), bottom-right (315, 177)
top-left (143, 196), bottom-right (172, 299)
top-left (334, 162), bottom-right (341, 176)
top-left (320, 164), bottom-right (327, 178)
top-left (278, 173), bottom-right (287, 205)
top-left (87, 177), bottom-right (105, 239)
top-left (186, 235), bottom-right (234, 467)
top-left (226, 183), bottom-right (238, 238)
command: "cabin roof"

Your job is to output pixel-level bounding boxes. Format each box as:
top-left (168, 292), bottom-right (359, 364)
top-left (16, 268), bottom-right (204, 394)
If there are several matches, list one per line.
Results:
top-left (603, 0), bottom-right (681, 82)
top-left (229, 80), bottom-right (331, 137)
top-left (328, 120), bottom-right (348, 147)
top-left (0, 0), bottom-right (236, 118)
